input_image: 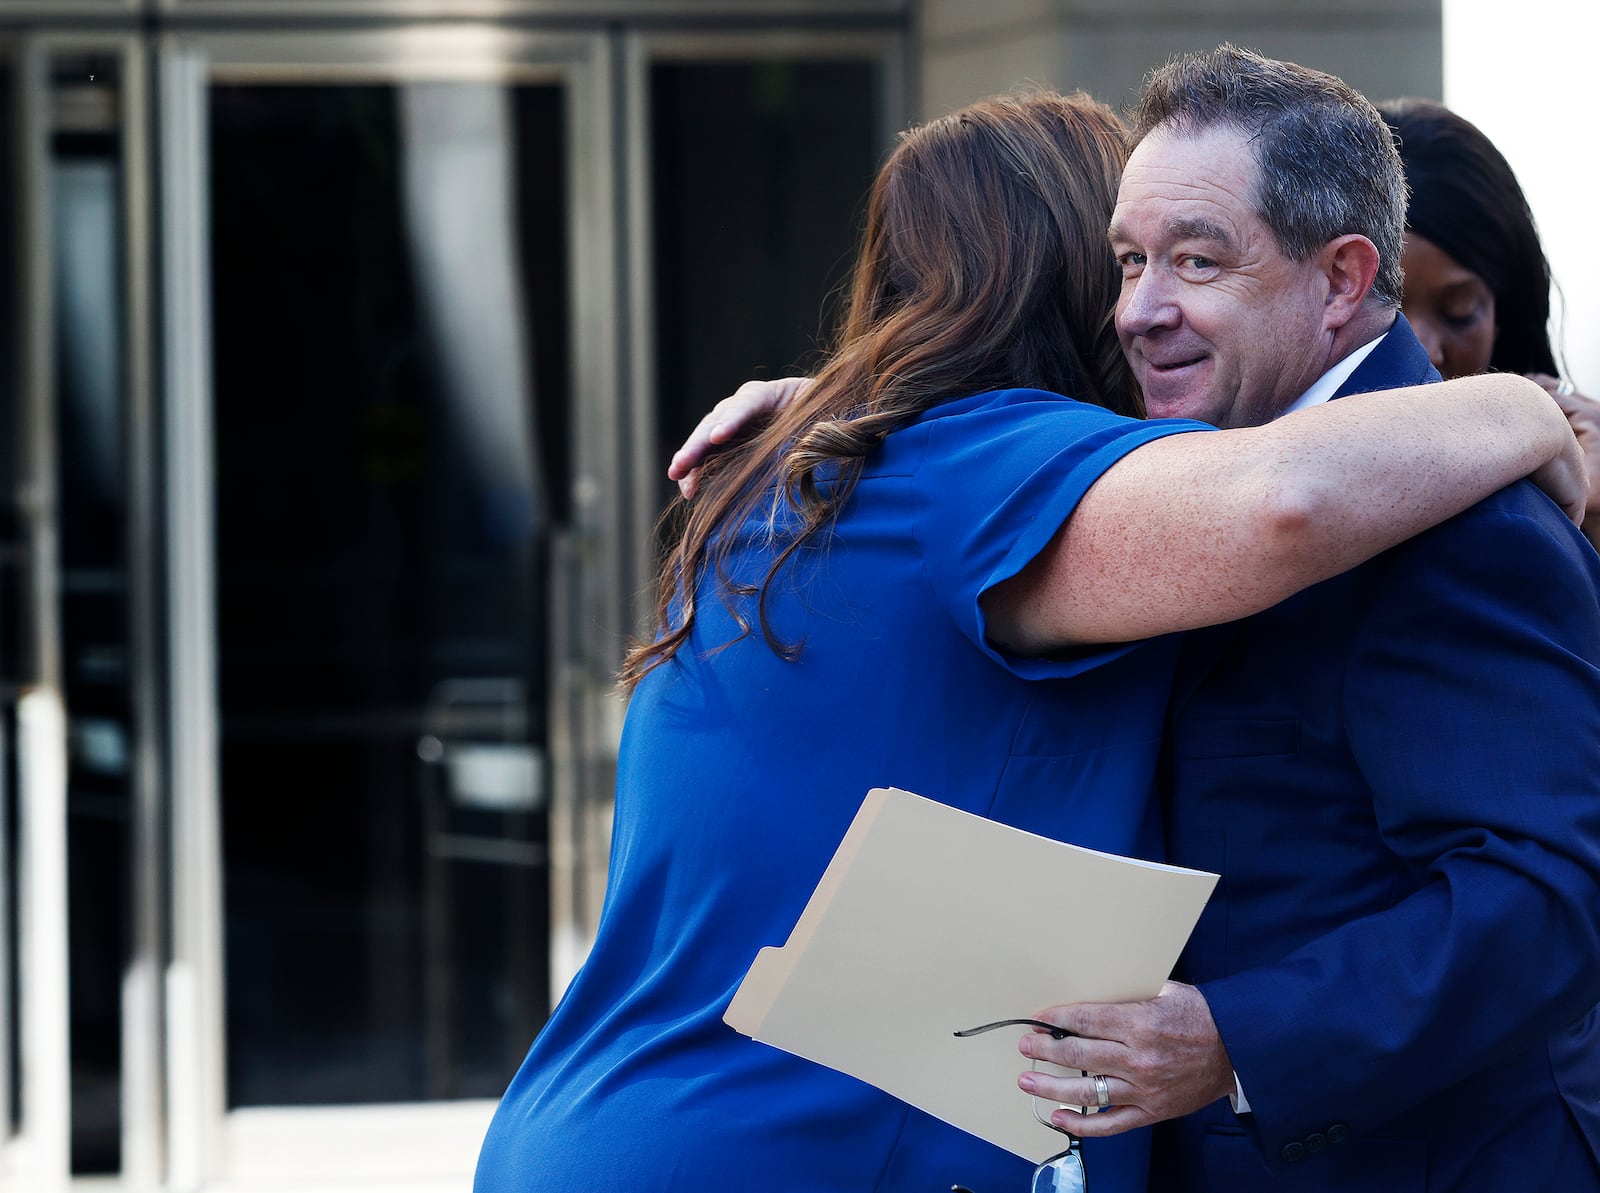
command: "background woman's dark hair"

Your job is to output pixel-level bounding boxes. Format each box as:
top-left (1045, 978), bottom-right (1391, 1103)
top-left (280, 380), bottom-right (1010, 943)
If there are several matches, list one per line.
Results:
top-left (619, 90), bottom-right (1135, 692)
top-left (1379, 97), bottom-right (1559, 376)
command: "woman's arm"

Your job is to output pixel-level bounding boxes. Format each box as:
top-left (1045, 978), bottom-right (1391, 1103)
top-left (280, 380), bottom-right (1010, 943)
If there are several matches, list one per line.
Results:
top-left (982, 373), bottom-right (1585, 652)
top-left (1529, 373), bottom-right (1600, 551)
top-left (668, 377), bottom-right (811, 499)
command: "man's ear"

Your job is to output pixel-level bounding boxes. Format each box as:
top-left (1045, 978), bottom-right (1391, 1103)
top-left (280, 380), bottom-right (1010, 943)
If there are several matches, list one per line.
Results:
top-left (1319, 234), bottom-right (1381, 329)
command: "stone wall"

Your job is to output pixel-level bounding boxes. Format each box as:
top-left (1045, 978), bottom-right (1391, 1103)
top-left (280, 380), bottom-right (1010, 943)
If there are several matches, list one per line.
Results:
top-left (918, 0), bottom-right (1443, 120)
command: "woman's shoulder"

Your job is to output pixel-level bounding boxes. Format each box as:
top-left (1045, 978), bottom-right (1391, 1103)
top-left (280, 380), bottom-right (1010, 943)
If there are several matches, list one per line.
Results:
top-left (915, 386), bottom-right (1083, 422)
top-left (908, 387), bottom-right (1147, 439)
top-left (867, 387), bottom-right (1154, 486)
top-left (899, 387), bottom-right (1150, 461)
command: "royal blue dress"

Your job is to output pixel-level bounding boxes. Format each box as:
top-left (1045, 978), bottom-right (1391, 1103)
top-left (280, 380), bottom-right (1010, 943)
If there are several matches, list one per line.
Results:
top-left (473, 390), bottom-right (1207, 1193)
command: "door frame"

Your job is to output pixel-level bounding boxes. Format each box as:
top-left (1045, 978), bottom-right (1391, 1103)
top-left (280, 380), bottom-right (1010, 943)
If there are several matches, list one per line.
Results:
top-left (3, 29), bottom-right (157, 1193)
top-left (154, 24), bottom-right (625, 1186)
top-left (153, 0), bottom-right (905, 17)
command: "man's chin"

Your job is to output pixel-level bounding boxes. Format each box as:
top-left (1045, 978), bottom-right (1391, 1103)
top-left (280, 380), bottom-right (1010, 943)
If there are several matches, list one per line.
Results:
top-left (1140, 385), bottom-right (1223, 426)
top-left (1137, 361), bottom-right (1226, 425)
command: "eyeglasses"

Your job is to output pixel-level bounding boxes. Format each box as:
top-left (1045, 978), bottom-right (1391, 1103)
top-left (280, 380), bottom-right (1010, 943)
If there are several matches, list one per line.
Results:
top-left (952, 1019), bottom-right (1088, 1193)
top-left (1028, 1142), bottom-right (1087, 1193)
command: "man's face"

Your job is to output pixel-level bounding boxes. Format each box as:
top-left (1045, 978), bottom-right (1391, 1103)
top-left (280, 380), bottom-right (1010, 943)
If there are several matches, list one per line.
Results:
top-left (1109, 125), bottom-right (1338, 429)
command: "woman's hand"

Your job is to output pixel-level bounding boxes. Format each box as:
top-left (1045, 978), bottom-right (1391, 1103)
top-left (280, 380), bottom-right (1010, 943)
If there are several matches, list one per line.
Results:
top-left (1528, 373), bottom-right (1600, 548)
top-left (667, 376), bottom-right (811, 499)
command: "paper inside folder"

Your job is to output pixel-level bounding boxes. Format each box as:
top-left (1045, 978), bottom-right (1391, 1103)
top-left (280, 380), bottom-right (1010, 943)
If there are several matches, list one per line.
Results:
top-left (725, 786), bottom-right (1218, 1163)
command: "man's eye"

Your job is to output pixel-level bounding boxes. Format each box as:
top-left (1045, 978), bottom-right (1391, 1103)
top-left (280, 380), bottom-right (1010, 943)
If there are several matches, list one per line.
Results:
top-left (1117, 252), bottom-right (1146, 273)
top-left (1182, 255), bottom-right (1216, 270)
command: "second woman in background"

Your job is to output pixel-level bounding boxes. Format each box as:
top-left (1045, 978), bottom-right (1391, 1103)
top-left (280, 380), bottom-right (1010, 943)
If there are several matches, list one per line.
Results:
top-left (1380, 96), bottom-right (1600, 548)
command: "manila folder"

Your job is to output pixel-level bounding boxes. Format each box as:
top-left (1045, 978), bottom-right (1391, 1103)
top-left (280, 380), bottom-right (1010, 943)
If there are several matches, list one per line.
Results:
top-left (725, 786), bottom-right (1218, 1163)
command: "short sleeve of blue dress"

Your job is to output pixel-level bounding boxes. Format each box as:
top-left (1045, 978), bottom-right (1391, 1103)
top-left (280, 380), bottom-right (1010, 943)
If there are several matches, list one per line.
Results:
top-left (906, 389), bottom-right (1209, 678)
top-left (471, 388), bottom-right (1212, 1193)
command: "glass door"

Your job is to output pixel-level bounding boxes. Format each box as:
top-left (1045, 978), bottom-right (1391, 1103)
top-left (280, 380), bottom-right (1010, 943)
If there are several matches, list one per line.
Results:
top-left (2, 31), bottom-right (159, 1192)
top-left (622, 29), bottom-right (907, 617)
top-left (44, 44), bottom-right (163, 1187)
top-left (158, 27), bottom-right (624, 1186)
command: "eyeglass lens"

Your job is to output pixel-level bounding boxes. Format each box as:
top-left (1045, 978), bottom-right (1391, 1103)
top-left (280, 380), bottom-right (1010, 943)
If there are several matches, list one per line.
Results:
top-left (1031, 1147), bottom-right (1087, 1193)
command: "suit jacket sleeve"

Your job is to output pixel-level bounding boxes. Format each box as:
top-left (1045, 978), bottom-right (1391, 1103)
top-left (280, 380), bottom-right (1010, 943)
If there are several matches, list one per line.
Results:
top-left (1198, 483), bottom-right (1600, 1163)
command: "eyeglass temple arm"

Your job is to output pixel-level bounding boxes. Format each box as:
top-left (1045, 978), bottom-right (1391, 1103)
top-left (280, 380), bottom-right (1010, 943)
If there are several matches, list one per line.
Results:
top-left (952, 1018), bottom-right (1073, 1040)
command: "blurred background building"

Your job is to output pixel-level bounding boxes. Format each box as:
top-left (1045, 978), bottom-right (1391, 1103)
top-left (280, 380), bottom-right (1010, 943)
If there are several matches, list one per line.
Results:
top-left (0, 0), bottom-right (1586, 1190)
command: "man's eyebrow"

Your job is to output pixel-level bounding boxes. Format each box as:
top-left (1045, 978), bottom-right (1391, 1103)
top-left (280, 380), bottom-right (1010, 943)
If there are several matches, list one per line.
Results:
top-left (1167, 216), bottom-right (1232, 245)
top-left (1106, 216), bottom-right (1234, 248)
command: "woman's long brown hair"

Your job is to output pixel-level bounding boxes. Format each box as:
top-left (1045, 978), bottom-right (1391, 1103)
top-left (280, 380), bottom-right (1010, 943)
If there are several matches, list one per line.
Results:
top-left (619, 91), bottom-right (1136, 693)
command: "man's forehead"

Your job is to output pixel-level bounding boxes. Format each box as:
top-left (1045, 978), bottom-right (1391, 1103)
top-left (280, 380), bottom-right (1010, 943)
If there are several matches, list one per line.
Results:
top-left (1134, 119), bottom-right (1257, 169)
top-left (1110, 126), bottom-right (1261, 241)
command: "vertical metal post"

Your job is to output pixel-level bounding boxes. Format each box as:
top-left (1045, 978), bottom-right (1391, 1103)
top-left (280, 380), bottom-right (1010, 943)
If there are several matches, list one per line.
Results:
top-left (15, 35), bottom-right (70, 1193)
top-left (546, 32), bottom-right (624, 1004)
top-left (14, 690), bottom-right (68, 1191)
top-left (0, 33), bottom-right (19, 1184)
top-left (157, 37), bottom-right (226, 1193)
top-left (120, 34), bottom-right (168, 1193)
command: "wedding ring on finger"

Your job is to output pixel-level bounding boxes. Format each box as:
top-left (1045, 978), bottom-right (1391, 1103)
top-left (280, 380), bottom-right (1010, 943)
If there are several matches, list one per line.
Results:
top-left (1557, 379), bottom-right (1575, 395)
top-left (1092, 1074), bottom-right (1110, 1109)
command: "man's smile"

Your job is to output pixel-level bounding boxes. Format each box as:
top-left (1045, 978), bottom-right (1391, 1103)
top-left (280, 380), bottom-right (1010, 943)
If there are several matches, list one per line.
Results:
top-left (1145, 354), bottom-right (1207, 373)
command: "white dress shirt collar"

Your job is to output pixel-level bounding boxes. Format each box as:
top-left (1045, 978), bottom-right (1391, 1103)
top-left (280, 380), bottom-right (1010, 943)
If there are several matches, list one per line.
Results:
top-left (1278, 329), bottom-right (1390, 416)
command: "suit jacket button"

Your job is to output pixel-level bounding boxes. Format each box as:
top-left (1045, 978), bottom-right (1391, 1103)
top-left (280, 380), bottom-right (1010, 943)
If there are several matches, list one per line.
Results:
top-left (1281, 1142), bottom-right (1306, 1163)
top-left (1305, 1132), bottom-right (1326, 1154)
top-left (1326, 1123), bottom-right (1348, 1145)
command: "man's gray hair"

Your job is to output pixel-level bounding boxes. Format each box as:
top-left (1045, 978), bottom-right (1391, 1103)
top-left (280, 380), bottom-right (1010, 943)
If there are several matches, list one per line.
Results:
top-left (1130, 44), bottom-right (1407, 308)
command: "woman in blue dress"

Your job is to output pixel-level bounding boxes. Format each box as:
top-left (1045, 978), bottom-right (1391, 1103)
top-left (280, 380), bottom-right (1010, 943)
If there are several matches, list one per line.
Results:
top-left (472, 91), bottom-right (1584, 1193)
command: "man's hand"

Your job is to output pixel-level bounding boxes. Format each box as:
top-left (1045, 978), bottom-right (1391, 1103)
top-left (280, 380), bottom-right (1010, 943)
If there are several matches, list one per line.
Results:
top-left (1529, 373), bottom-right (1600, 548)
top-left (667, 376), bottom-right (811, 499)
top-left (1016, 981), bottom-right (1236, 1137)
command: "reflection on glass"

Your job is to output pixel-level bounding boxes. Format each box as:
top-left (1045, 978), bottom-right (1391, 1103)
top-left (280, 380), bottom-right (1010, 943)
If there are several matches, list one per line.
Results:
top-left (649, 59), bottom-right (882, 492)
top-left (209, 80), bottom-right (568, 1107)
top-left (52, 52), bottom-right (129, 1176)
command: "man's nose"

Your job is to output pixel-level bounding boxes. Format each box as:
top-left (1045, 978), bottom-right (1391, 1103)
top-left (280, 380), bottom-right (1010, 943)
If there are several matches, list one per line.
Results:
top-left (1117, 270), bottom-right (1179, 337)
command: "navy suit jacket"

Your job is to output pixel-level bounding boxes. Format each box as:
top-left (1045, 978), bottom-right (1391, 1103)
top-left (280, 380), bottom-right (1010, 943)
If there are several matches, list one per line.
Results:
top-left (1152, 316), bottom-right (1600, 1192)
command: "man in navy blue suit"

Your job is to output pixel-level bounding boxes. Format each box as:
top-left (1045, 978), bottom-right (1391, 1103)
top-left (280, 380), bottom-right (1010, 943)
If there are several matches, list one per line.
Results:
top-left (669, 44), bottom-right (1600, 1190)
top-left (1022, 45), bottom-right (1600, 1191)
